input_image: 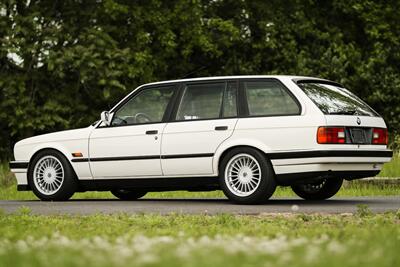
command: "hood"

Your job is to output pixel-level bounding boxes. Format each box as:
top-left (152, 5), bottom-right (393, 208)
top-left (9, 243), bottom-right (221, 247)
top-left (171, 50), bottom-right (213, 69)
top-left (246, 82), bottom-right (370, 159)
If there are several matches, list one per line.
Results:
top-left (15, 126), bottom-right (93, 148)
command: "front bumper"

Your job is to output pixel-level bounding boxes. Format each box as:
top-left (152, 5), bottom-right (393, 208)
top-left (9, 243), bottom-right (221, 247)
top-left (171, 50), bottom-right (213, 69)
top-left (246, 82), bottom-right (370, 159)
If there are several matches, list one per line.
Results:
top-left (9, 161), bottom-right (30, 190)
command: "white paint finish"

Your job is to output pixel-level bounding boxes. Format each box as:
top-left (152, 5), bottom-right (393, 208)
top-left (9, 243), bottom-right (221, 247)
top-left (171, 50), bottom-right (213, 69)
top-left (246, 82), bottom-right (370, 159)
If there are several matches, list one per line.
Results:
top-left (325, 115), bottom-right (387, 128)
top-left (274, 163), bottom-right (383, 174)
top-left (315, 144), bottom-right (388, 150)
top-left (161, 158), bottom-right (213, 175)
top-left (161, 119), bottom-right (237, 175)
top-left (70, 162), bottom-right (92, 180)
top-left (233, 115), bottom-right (323, 152)
top-left (271, 156), bottom-right (392, 166)
top-left (13, 127), bottom-right (92, 161)
top-left (13, 127), bottom-right (92, 179)
top-left (89, 124), bottom-right (166, 177)
top-left (15, 173), bottom-right (28, 185)
top-left (10, 165), bottom-right (27, 174)
top-left (89, 160), bottom-right (161, 178)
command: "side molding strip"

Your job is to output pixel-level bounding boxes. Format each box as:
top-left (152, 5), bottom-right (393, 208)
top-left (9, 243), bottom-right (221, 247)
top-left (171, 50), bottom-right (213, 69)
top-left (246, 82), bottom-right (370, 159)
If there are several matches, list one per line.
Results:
top-left (71, 153), bottom-right (214, 163)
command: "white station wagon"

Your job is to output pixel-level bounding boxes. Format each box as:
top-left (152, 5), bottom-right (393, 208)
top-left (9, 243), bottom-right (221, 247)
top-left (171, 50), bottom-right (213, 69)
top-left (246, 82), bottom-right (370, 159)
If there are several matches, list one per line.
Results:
top-left (10, 76), bottom-right (393, 204)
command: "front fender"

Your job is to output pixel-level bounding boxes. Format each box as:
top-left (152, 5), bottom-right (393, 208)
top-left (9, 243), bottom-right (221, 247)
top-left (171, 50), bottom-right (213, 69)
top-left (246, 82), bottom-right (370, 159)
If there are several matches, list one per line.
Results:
top-left (15, 140), bottom-right (92, 180)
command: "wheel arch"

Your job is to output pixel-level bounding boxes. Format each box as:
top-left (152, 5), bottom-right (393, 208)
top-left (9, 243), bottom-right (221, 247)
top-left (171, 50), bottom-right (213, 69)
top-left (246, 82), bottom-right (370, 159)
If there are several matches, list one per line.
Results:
top-left (213, 140), bottom-right (275, 175)
top-left (27, 146), bottom-right (79, 183)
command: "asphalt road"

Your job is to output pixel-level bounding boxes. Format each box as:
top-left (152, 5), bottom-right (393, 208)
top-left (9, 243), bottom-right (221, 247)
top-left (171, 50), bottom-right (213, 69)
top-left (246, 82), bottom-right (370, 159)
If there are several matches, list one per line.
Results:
top-left (0, 196), bottom-right (399, 215)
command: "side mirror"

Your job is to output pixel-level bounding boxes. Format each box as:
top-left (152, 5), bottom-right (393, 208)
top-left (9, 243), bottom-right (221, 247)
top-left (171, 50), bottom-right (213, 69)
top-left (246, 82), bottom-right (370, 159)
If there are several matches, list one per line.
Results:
top-left (100, 111), bottom-right (112, 126)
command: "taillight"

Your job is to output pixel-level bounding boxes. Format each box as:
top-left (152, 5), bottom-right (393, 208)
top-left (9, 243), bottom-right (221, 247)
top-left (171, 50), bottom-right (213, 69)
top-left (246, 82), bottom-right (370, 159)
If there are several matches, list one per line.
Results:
top-left (317, 127), bottom-right (346, 144)
top-left (372, 128), bottom-right (388, 145)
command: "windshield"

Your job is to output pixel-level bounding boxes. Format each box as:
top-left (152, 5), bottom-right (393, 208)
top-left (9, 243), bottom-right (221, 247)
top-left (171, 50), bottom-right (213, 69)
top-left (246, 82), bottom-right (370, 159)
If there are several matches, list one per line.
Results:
top-left (298, 82), bottom-right (379, 117)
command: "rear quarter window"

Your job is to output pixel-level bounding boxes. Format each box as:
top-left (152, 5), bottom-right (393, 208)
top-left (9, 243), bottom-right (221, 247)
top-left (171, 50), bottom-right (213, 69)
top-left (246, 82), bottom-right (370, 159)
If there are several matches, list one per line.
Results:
top-left (244, 81), bottom-right (300, 116)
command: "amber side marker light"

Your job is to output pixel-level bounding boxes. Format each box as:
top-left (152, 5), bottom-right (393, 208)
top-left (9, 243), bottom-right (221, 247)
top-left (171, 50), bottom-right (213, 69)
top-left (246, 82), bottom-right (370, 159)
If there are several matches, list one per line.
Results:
top-left (317, 127), bottom-right (346, 144)
top-left (72, 152), bottom-right (83, 157)
top-left (372, 128), bottom-right (388, 145)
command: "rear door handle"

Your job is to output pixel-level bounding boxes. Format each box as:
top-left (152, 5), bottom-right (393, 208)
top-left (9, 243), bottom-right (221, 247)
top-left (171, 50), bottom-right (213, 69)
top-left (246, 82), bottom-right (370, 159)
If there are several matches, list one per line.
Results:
top-left (215, 126), bottom-right (228, 131)
top-left (145, 130), bottom-right (158, 135)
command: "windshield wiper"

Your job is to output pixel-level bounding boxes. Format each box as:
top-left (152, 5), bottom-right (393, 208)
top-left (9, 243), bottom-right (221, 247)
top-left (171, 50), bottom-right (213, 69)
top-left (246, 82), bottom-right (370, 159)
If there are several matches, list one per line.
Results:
top-left (329, 110), bottom-right (357, 115)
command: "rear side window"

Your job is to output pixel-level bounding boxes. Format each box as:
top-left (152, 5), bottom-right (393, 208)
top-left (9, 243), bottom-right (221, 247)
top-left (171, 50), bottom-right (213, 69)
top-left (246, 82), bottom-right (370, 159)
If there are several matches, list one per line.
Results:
top-left (244, 81), bottom-right (300, 116)
top-left (176, 83), bottom-right (225, 120)
top-left (298, 83), bottom-right (379, 116)
top-left (176, 82), bottom-right (238, 121)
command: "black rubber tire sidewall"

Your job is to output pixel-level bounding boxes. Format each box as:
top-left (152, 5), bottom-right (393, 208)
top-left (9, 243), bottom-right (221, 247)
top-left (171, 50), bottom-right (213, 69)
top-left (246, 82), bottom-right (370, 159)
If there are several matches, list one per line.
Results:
top-left (111, 190), bottom-right (147, 200)
top-left (28, 150), bottom-right (77, 201)
top-left (219, 147), bottom-right (277, 204)
top-left (291, 178), bottom-right (343, 200)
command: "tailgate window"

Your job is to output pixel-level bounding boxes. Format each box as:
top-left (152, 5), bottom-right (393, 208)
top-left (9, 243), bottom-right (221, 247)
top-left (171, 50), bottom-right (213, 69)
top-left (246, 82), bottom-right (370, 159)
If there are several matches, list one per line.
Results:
top-left (298, 82), bottom-right (379, 117)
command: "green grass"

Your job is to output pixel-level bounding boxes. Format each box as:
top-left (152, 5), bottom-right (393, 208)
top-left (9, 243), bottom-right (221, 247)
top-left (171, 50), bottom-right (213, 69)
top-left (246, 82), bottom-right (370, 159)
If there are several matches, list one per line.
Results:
top-left (0, 212), bottom-right (398, 267)
top-left (378, 153), bottom-right (400, 177)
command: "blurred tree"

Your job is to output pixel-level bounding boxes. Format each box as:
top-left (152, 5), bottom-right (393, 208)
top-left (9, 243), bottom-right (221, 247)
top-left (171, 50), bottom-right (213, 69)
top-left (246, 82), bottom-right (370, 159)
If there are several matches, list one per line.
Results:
top-left (0, 0), bottom-right (399, 158)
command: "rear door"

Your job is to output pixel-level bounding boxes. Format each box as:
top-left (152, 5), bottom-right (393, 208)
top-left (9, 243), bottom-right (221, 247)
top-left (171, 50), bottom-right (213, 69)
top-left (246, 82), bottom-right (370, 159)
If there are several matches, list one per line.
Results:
top-left (161, 80), bottom-right (238, 176)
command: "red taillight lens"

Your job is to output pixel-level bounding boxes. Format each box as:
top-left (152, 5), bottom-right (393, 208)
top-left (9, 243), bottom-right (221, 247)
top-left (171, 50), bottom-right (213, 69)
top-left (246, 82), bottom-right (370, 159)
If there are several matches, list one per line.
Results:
top-left (372, 128), bottom-right (388, 145)
top-left (317, 127), bottom-right (346, 144)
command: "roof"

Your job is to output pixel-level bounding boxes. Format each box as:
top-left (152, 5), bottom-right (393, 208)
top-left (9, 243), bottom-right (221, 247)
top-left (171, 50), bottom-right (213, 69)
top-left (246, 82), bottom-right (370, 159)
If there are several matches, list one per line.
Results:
top-left (142, 75), bottom-right (320, 87)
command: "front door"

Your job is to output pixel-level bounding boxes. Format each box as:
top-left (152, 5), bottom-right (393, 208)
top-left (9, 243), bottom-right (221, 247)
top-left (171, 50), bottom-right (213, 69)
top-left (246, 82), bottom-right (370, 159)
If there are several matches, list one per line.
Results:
top-left (161, 81), bottom-right (238, 176)
top-left (89, 85), bottom-right (176, 178)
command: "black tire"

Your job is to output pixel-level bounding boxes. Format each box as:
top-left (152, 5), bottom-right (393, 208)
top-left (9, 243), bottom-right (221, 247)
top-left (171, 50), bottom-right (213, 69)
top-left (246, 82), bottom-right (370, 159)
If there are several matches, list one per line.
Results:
top-left (111, 189), bottom-right (147, 200)
top-left (28, 149), bottom-right (77, 201)
top-left (219, 147), bottom-right (277, 204)
top-left (291, 178), bottom-right (343, 200)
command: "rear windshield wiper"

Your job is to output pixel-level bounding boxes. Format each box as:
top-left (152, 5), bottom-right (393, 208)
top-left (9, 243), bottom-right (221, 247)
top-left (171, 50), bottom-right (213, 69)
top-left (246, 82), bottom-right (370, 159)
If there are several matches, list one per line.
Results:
top-left (329, 110), bottom-right (357, 115)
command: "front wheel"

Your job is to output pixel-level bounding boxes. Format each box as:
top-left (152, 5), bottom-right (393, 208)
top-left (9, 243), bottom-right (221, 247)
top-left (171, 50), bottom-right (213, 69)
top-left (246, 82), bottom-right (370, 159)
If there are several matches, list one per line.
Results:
top-left (219, 147), bottom-right (276, 204)
top-left (28, 150), bottom-right (77, 201)
top-left (111, 190), bottom-right (147, 200)
top-left (291, 178), bottom-right (343, 200)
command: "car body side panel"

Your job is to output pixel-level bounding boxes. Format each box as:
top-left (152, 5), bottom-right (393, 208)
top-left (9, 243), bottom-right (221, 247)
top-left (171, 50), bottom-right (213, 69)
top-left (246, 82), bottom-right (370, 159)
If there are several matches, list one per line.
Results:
top-left (161, 119), bottom-right (238, 175)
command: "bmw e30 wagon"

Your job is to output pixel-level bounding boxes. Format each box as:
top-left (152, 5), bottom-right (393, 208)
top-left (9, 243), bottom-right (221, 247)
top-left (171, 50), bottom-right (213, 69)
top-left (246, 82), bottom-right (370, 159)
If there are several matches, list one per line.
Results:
top-left (9, 76), bottom-right (393, 204)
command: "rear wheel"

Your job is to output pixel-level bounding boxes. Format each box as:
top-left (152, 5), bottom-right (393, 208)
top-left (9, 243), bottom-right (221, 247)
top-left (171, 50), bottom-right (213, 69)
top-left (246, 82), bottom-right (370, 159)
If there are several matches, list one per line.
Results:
top-left (28, 150), bottom-right (77, 201)
top-left (219, 147), bottom-right (276, 204)
top-left (111, 190), bottom-right (147, 200)
top-left (291, 178), bottom-right (343, 200)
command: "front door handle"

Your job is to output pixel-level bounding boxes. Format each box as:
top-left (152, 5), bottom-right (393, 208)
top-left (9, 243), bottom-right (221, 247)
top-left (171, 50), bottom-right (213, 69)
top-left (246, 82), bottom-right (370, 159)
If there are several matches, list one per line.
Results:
top-left (146, 130), bottom-right (158, 135)
top-left (215, 126), bottom-right (228, 131)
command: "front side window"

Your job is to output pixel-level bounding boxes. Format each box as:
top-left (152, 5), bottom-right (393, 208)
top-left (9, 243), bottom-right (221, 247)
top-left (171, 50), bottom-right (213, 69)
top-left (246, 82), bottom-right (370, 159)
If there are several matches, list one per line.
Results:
top-left (176, 83), bottom-right (225, 121)
top-left (297, 82), bottom-right (379, 117)
top-left (244, 81), bottom-right (300, 116)
top-left (111, 86), bottom-right (174, 126)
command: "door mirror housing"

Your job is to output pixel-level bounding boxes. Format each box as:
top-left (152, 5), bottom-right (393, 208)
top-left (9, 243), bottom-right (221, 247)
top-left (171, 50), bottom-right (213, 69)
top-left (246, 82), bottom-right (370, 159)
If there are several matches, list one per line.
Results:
top-left (100, 111), bottom-right (112, 126)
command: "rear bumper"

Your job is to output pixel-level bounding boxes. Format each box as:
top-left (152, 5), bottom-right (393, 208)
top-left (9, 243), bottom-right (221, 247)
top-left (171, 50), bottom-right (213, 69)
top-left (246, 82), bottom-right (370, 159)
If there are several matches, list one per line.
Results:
top-left (269, 149), bottom-right (393, 185)
top-left (276, 170), bottom-right (380, 185)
